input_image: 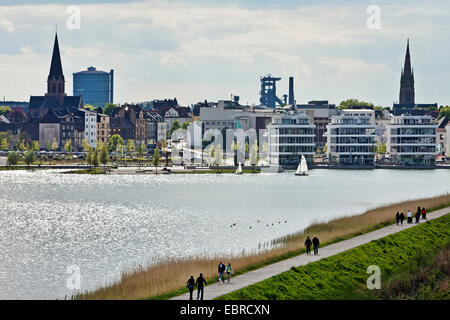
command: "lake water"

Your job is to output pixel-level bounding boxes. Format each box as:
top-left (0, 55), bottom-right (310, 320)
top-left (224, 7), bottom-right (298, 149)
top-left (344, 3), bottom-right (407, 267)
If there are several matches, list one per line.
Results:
top-left (0, 169), bottom-right (449, 299)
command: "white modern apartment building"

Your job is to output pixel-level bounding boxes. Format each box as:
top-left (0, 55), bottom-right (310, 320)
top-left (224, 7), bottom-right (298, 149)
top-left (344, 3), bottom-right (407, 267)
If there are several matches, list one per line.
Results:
top-left (386, 115), bottom-right (437, 166)
top-left (267, 112), bottom-right (315, 167)
top-left (83, 109), bottom-right (97, 149)
top-left (326, 109), bottom-right (376, 166)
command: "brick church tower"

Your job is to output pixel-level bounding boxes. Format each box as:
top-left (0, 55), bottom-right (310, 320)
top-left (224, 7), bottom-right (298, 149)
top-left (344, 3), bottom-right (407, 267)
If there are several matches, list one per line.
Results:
top-left (399, 39), bottom-right (415, 106)
top-left (45, 33), bottom-right (66, 105)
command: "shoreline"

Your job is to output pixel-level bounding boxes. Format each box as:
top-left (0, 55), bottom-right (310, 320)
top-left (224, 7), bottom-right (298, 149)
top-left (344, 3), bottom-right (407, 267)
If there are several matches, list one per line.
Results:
top-left (75, 193), bottom-right (450, 300)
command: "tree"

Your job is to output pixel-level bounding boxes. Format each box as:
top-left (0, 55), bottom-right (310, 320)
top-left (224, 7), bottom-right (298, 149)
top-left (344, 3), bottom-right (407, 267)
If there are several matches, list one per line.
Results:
top-left (249, 143), bottom-right (258, 168)
top-left (64, 139), bottom-right (73, 154)
top-left (152, 146), bottom-right (160, 173)
top-left (31, 141), bottom-right (40, 152)
top-left (437, 106), bottom-right (450, 120)
top-left (82, 138), bottom-right (91, 152)
top-left (51, 138), bottom-right (58, 151)
top-left (0, 106), bottom-right (11, 116)
top-left (8, 107), bottom-right (26, 122)
top-left (24, 150), bottom-right (36, 166)
top-left (322, 145), bottom-right (327, 154)
top-left (168, 120), bottom-right (181, 138)
top-left (126, 139), bottom-right (135, 154)
top-left (86, 150), bottom-right (93, 166)
top-left (108, 134), bottom-right (124, 152)
top-left (137, 141), bottom-right (145, 156)
top-left (0, 138), bottom-right (8, 151)
top-left (103, 103), bottom-right (117, 116)
top-left (47, 140), bottom-right (52, 151)
top-left (181, 122), bottom-right (190, 130)
top-left (7, 151), bottom-right (19, 165)
top-left (337, 99), bottom-right (378, 110)
top-left (214, 144), bottom-right (223, 166)
top-left (92, 148), bottom-right (99, 167)
top-left (18, 139), bottom-right (28, 152)
top-left (84, 104), bottom-right (96, 111)
top-left (99, 142), bottom-right (109, 167)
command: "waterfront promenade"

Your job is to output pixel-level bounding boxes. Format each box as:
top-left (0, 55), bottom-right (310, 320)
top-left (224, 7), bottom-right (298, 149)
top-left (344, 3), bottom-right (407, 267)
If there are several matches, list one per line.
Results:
top-left (171, 206), bottom-right (450, 300)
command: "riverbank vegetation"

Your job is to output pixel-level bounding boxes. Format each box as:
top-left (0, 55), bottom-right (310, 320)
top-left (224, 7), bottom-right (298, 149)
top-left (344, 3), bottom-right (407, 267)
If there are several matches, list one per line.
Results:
top-left (218, 214), bottom-right (450, 300)
top-left (75, 194), bottom-right (450, 300)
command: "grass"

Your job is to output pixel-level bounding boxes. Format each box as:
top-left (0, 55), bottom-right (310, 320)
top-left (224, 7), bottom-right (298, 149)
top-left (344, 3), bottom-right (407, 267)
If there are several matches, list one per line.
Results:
top-left (63, 168), bottom-right (109, 174)
top-left (75, 193), bottom-right (450, 300)
top-left (218, 213), bottom-right (450, 300)
top-left (174, 168), bottom-right (260, 174)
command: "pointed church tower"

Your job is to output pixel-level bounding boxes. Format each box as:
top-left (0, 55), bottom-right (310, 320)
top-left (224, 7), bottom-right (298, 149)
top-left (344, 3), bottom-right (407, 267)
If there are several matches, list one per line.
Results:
top-left (46, 33), bottom-right (66, 104)
top-left (399, 39), bottom-right (415, 106)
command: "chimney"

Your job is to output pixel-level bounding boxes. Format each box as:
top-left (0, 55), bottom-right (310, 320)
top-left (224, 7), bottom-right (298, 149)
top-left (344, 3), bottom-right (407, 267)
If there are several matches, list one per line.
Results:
top-left (288, 77), bottom-right (294, 105)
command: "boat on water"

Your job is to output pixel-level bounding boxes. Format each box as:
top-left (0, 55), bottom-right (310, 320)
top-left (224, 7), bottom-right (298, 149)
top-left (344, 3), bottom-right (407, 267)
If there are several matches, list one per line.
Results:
top-left (236, 162), bottom-right (243, 174)
top-left (295, 155), bottom-right (309, 176)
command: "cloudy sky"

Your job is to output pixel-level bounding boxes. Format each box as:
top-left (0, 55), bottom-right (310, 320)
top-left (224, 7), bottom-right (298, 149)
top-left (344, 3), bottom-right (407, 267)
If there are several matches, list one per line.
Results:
top-left (0, 0), bottom-right (449, 107)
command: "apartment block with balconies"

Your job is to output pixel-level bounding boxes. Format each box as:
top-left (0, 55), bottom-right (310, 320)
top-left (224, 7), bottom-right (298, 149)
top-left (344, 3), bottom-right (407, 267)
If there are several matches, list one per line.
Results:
top-left (387, 115), bottom-right (437, 166)
top-left (326, 109), bottom-right (376, 166)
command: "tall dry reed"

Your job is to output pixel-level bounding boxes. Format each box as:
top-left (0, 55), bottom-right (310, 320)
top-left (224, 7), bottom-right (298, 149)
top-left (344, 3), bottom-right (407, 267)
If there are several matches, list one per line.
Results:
top-left (76, 193), bottom-right (450, 300)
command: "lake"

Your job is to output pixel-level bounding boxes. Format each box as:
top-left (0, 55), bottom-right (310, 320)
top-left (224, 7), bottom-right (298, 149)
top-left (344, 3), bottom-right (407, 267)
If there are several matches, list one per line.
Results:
top-left (0, 169), bottom-right (449, 299)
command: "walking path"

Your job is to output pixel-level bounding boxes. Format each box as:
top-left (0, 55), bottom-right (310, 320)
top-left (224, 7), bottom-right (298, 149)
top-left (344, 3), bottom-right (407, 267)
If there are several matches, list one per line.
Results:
top-left (172, 207), bottom-right (450, 300)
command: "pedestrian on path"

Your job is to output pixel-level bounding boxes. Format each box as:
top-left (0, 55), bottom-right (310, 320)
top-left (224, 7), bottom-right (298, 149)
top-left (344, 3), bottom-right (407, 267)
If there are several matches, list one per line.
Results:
top-left (304, 236), bottom-right (312, 255)
top-left (396, 212), bottom-right (400, 225)
top-left (218, 261), bottom-right (226, 283)
top-left (195, 273), bottom-right (207, 300)
top-left (407, 210), bottom-right (413, 224)
top-left (399, 212), bottom-right (405, 225)
top-left (421, 207), bottom-right (427, 220)
top-left (226, 263), bottom-right (233, 283)
top-left (312, 236), bottom-right (320, 255)
top-left (186, 276), bottom-right (195, 300)
top-left (415, 209), bottom-right (421, 224)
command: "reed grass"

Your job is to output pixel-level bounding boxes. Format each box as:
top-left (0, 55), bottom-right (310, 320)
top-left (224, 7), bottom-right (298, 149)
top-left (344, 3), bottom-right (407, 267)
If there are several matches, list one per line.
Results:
top-left (75, 193), bottom-right (450, 300)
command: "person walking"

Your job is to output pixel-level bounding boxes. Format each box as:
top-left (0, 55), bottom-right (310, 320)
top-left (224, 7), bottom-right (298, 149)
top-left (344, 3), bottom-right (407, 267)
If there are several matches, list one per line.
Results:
top-left (304, 236), bottom-right (312, 255)
top-left (218, 261), bottom-right (225, 283)
top-left (421, 207), bottom-right (427, 220)
top-left (225, 263), bottom-right (233, 283)
top-left (195, 273), bottom-right (207, 300)
top-left (415, 209), bottom-right (421, 224)
top-left (186, 276), bottom-right (195, 300)
top-left (407, 210), bottom-right (413, 224)
top-left (312, 236), bottom-right (320, 255)
top-left (396, 212), bottom-right (400, 225)
top-left (399, 212), bottom-right (405, 225)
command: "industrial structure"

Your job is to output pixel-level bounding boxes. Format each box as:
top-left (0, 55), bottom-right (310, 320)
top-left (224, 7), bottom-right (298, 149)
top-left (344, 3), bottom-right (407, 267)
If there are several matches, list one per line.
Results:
top-left (259, 75), bottom-right (295, 108)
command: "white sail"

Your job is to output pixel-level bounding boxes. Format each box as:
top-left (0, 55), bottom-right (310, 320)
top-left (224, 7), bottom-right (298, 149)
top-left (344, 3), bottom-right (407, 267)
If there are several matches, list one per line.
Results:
top-left (300, 155), bottom-right (308, 174)
top-left (236, 162), bottom-right (243, 174)
top-left (295, 162), bottom-right (301, 175)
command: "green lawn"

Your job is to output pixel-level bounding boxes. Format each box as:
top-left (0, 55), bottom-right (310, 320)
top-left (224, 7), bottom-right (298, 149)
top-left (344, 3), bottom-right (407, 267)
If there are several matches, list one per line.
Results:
top-left (218, 213), bottom-right (450, 300)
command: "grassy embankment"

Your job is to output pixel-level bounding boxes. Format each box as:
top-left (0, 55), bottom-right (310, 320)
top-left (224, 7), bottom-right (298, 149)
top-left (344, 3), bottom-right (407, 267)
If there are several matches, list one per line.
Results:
top-left (75, 193), bottom-right (450, 300)
top-left (218, 213), bottom-right (450, 300)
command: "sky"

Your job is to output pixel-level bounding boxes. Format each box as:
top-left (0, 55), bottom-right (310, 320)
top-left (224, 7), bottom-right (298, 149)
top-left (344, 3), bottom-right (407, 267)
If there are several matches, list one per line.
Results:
top-left (0, 0), bottom-right (449, 107)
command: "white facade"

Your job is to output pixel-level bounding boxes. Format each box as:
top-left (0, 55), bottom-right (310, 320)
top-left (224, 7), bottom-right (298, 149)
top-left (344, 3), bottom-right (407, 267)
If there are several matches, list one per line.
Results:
top-left (326, 109), bottom-right (376, 165)
top-left (386, 115), bottom-right (437, 166)
top-left (267, 112), bottom-right (315, 166)
top-left (447, 125), bottom-right (450, 157)
top-left (84, 110), bottom-right (97, 149)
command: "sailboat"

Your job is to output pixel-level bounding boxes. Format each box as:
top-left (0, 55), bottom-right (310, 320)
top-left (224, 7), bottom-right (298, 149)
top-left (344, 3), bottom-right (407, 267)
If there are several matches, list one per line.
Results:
top-left (295, 155), bottom-right (309, 176)
top-left (236, 162), bottom-right (243, 175)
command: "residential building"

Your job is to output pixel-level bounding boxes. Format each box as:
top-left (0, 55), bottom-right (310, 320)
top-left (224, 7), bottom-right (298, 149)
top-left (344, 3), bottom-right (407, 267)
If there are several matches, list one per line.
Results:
top-left (436, 117), bottom-right (449, 156)
top-left (145, 111), bottom-right (163, 145)
top-left (326, 109), bottom-right (376, 166)
top-left (73, 67), bottom-right (114, 107)
top-left (97, 113), bottom-right (111, 145)
top-left (110, 104), bottom-right (146, 144)
top-left (296, 101), bottom-right (338, 149)
top-left (386, 115), bottom-right (437, 166)
top-left (162, 106), bottom-right (192, 129)
top-left (446, 125), bottom-right (450, 157)
top-left (78, 108), bottom-right (96, 149)
top-left (267, 112), bottom-right (315, 167)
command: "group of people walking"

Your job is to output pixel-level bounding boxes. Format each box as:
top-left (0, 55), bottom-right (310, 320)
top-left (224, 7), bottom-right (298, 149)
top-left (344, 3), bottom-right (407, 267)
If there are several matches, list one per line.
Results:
top-left (304, 236), bottom-right (320, 255)
top-left (186, 261), bottom-right (233, 300)
top-left (396, 207), bottom-right (427, 225)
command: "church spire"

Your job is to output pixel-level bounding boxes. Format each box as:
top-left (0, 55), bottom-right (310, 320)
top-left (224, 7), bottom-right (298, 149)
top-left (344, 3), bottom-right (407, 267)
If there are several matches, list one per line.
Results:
top-left (47, 32), bottom-right (66, 100)
top-left (399, 38), bottom-right (415, 106)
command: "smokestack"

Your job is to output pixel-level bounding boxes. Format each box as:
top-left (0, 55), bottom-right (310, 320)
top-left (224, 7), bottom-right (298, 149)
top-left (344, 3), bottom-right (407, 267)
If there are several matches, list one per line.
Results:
top-left (288, 77), bottom-right (294, 105)
top-left (109, 69), bottom-right (114, 103)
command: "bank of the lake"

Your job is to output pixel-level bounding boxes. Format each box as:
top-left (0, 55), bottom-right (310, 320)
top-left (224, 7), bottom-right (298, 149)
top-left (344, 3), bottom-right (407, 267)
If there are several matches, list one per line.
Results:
top-left (218, 213), bottom-right (450, 300)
